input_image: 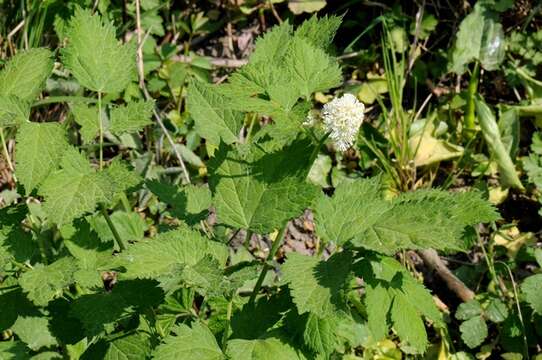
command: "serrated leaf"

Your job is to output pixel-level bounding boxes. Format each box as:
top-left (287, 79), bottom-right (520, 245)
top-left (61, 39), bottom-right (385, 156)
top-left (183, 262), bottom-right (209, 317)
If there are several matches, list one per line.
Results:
top-left (70, 279), bottom-right (163, 336)
top-left (19, 257), bottom-right (78, 306)
top-left (0, 48), bottom-right (53, 101)
top-left (521, 274), bottom-right (542, 315)
top-left (119, 228), bottom-right (228, 279)
top-left (62, 7), bottom-right (135, 93)
top-left (103, 333), bottom-right (151, 360)
top-left (294, 14), bottom-right (341, 51)
top-left (226, 336), bottom-right (305, 360)
top-left (16, 122), bottom-right (68, 193)
top-left (71, 103), bottom-right (99, 143)
top-left (460, 316), bottom-right (488, 348)
top-left (285, 37), bottom-right (342, 98)
top-left (0, 287), bottom-right (38, 332)
top-left (39, 148), bottom-right (113, 225)
top-left (209, 139), bottom-right (319, 234)
top-left (153, 322), bottom-right (224, 360)
top-left (12, 317), bottom-right (58, 351)
top-left (390, 293), bottom-right (428, 354)
top-left (0, 96), bottom-right (30, 127)
top-left (303, 313), bottom-right (337, 355)
top-left (109, 100), bottom-right (153, 135)
top-left (187, 80), bottom-right (244, 145)
top-left (104, 157), bottom-right (142, 199)
top-left (315, 177), bottom-right (498, 253)
top-left (0, 341), bottom-right (31, 360)
top-left (364, 281), bottom-right (391, 342)
top-left (485, 297), bottom-right (508, 323)
top-left (282, 251), bottom-right (351, 317)
top-left (250, 22), bottom-right (292, 66)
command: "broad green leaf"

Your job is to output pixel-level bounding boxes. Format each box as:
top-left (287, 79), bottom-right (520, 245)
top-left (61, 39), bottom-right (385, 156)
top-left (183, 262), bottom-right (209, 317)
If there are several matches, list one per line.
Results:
top-left (11, 317), bottom-right (58, 351)
top-left (103, 333), bottom-right (151, 360)
top-left (314, 178), bottom-right (498, 253)
top-left (16, 122), bottom-right (68, 193)
top-left (62, 8), bottom-right (135, 93)
top-left (456, 300), bottom-right (482, 320)
top-left (119, 228), bottom-right (228, 279)
top-left (226, 337), bottom-right (305, 360)
top-left (209, 139), bottom-right (319, 234)
top-left (282, 251), bottom-right (351, 317)
top-left (153, 322), bottom-right (224, 360)
top-left (0, 287), bottom-right (37, 332)
top-left (0, 48), bottom-right (53, 101)
top-left (0, 205), bottom-right (36, 268)
top-left (89, 211), bottom-right (147, 245)
top-left (104, 157), bottom-right (143, 200)
top-left (187, 80), bottom-right (244, 145)
top-left (19, 257), bottom-right (78, 306)
top-left (288, 0), bottom-right (327, 15)
top-left (390, 293), bottom-right (428, 354)
top-left (303, 313), bottom-right (337, 355)
top-left (39, 148), bottom-right (113, 225)
top-left (0, 96), bottom-right (30, 127)
top-left (364, 282), bottom-right (391, 342)
top-left (485, 297), bottom-right (508, 323)
top-left (475, 98), bottom-right (523, 190)
top-left (521, 274), bottom-right (542, 315)
top-left (109, 100), bottom-right (153, 135)
top-left (71, 103), bottom-right (99, 143)
top-left (249, 22), bottom-right (292, 66)
top-left (460, 316), bottom-right (488, 348)
top-left (0, 341), bottom-right (30, 359)
top-left (70, 279), bottom-right (163, 337)
top-left (294, 14), bottom-right (341, 51)
top-left (285, 37), bottom-right (342, 98)
top-left (449, 3), bottom-right (505, 74)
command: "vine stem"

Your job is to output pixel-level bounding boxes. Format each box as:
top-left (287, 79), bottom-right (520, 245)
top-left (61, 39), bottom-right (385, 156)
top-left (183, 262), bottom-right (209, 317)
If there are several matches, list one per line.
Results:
top-left (248, 222), bottom-right (288, 305)
top-left (0, 127), bottom-right (17, 182)
top-left (100, 206), bottom-right (126, 251)
top-left (98, 91), bottom-right (104, 170)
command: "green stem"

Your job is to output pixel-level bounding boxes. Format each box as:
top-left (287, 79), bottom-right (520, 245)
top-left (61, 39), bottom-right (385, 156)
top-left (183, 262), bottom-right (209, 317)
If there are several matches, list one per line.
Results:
top-left (221, 296), bottom-right (233, 349)
top-left (248, 223), bottom-right (288, 305)
top-left (100, 206), bottom-right (126, 251)
top-left (464, 62), bottom-right (480, 139)
top-left (98, 92), bottom-right (104, 170)
top-left (0, 128), bottom-right (16, 182)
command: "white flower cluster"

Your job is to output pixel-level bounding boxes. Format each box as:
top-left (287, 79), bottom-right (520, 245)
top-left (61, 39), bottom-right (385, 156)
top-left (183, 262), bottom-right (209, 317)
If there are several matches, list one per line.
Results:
top-left (321, 93), bottom-right (365, 151)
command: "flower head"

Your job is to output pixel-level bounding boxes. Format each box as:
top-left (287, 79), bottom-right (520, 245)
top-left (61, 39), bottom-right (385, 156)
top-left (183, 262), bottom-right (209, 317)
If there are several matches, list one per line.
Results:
top-left (321, 93), bottom-right (365, 151)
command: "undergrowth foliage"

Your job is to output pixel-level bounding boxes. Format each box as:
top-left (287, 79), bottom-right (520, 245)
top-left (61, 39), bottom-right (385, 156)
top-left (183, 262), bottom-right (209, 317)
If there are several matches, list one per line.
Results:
top-left (0, 8), bottom-right (522, 360)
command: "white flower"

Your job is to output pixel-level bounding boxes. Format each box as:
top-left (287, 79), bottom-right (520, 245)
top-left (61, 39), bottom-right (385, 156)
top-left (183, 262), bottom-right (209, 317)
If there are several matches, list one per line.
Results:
top-left (321, 93), bottom-right (365, 151)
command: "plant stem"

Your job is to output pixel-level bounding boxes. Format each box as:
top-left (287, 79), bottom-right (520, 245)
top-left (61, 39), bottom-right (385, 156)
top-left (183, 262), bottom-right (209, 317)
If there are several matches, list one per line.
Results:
top-left (248, 222), bottom-right (288, 305)
top-left (0, 128), bottom-right (16, 182)
top-left (221, 296), bottom-right (233, 349)
top-left (98, 91), bottom-right (104, 170)
top-left (464, 62), bottom-right (480, 139)
top-left (100, 206), bottom-right (126, 251)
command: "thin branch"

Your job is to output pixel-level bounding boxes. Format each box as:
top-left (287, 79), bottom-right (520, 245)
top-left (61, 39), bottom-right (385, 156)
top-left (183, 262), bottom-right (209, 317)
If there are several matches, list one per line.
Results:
top-left (134, 0), bottom-right (191, 184)
top-left (419, 249), bottom-right (475, 302)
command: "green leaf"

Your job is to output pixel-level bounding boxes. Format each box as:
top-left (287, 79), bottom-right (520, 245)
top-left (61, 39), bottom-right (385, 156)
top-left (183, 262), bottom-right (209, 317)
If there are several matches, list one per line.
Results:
top-left (282, 251), bottom-right (351, 317)
top-left (11, 317), bottom-right (58, 351)
top-left (0, 96), bottom-right (30, 127)
top-left (0, 287), bottom-right (37, 332)
top-left (104, 157), bottom-right (142, 200)
top-left (485, 297), bottom-right (508, 323)
top-left (0, 48), bottom-right (53, 101)
top-left (70, 279), bottom-right (163, 337)
top-left (109, 100), bottom-right (154, 135)
top-left (0, 341), bottom-right (30, 360)
top-left (209, 139), bottom-right (319, 234)
top-left (390, 293), bottom-right (428, 353)
top-left (187, 80), bottom-right (244, 145)
top-left (39, 148), bottom-right (113, 225)
top-left (476, 98), bottom-right (524, 190)
top-left (153, 322), bottom-right (224, 360)
top-left (314, 178), bottom-right (498, 253)
top-left (62, 7), bottom-right (135, 93)
top-left (119, 227), bottom-right (228, 279)
top-left (249, 22), bottom-right (292, 66)
top-left (288, 0), bottom-right (327, 15)
top-left (449, 3), bottom-right (505, 74)
top-left (456, 300), bottom-right (482, 320)
top-left (303, 313), bottom-right (337, 355)
top-left (294, 14), bottom-right (341, 51)
top-left (364, 281), bottom-right (391, 342)
top-left (71, 103), bottom-right (99, 143)
top-left (226, 336), bottom-right (305, 360)
top-left (521, 274), bottom-right (542, 315)
top-left (16, 122), bottom-right (68, 193)
top-left (19, 257), bottom-right (78, 306)
top-left (102, 333), bottom-right (151, 360)
top-left (284, 37), bottom-right (342, 98)
top-left (460, 316), bottom-right (488, 348)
